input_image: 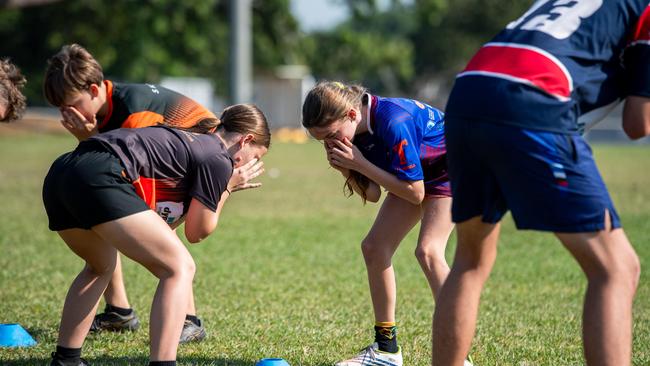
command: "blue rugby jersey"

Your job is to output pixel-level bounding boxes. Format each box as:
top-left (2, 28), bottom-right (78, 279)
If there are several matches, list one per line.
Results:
top-left (445, 0), bottom-right (650, 134)
top-left (353, 95), bottom-right (446, 182)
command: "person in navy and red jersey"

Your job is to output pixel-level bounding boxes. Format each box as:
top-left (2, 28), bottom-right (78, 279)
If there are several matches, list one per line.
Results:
top-left (433, 1), bottom-right (649, 365)
top-left (43, 44), bottom-right (221, 342)
top-left (302, 81), bottom-right (471, 366)
top-left (43, 104), bottom-right (270, 366)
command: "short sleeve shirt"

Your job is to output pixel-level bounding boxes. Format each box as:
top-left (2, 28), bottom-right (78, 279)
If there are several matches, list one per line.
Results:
top-left (353, 95), bottom-right (446, 182)
top-left (90, 126), bottom-right (233, 224)
top-left (98, 80), bottom-right (218, 133)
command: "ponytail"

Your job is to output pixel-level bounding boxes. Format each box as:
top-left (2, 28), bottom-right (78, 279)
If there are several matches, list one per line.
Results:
top-left (179, 104), bottom-right (271, 149)
top-left (182, 117), bottom-right (221, 134)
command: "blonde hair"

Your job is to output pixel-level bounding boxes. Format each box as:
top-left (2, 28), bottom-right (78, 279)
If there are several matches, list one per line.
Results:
top-left (302, 81), bottom-right (367, 129)
top-left (184, 104), bottom-right (271, 148)
top-left (302, 81), bottom-right (371, 202)
top-left (0, 59), bottom-right (27, 122)
top-left (43, 44), bottom-right (104, 107)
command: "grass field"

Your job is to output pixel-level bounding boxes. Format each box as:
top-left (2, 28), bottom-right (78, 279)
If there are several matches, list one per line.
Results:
top-left (0, 132), bottom-right (648, 365)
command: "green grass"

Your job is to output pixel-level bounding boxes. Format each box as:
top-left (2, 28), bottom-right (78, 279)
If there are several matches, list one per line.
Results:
top-left (0, 134), bottom-right (648, 365)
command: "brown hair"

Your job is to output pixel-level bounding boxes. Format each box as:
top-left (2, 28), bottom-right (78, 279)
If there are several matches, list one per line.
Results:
top-left (43, 44), bottom-right (104, 107)
top-left (302, 81), bottom-right (371, 202)
top-left (184, 104), bottom-right (271, 149)
top-left (0, 59), bottom-right (27, 122)
top-left (220, 104), bottom-right (271, 148)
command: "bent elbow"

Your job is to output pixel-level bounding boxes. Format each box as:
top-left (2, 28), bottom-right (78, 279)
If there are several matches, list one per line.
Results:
top-left (366, 192), bottom-right (381, 203)
top-left (407, 191), bottom-right (425, 205)
top-left (413, 187), bottom-right (426, 205)
top-left (623, 123), bottom-right (650, 140)
top-left (622, 98), bottom-right (650, 140)
top-left (184, 223), bottom-right (217, 244)
top-left (185, 232), bottom-right (205, 244)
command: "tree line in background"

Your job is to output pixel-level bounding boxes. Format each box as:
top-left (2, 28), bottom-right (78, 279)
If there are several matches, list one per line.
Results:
top-left (0, 0), bottom-right (532, 106)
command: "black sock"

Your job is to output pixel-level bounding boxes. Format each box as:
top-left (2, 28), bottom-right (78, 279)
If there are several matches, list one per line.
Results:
top-left (185, 314), bottom-right (200, 326)
top-left (149, 361), bottom-right (176, 366)
top-left (374, 323), bottom-right (398, 353)
top-left (105, 304), bottom-right (133, 316)
top-left (54, 345), bottom-right (81, 360)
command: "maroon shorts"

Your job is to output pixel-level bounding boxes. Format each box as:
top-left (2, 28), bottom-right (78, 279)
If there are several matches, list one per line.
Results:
top-left (421, 146), bottom-right (451, 198)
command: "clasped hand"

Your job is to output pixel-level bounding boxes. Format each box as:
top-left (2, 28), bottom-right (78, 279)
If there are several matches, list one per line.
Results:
top-left (60, 106), bottom-right (99, 141)
top-left (326, 137), bottom-right (366, 172)
top-left (228, 158), bottom-right (265, 193)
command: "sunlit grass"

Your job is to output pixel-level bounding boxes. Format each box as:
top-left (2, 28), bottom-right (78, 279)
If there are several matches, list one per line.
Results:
top-left (0, 134), bottom-right (648, 365)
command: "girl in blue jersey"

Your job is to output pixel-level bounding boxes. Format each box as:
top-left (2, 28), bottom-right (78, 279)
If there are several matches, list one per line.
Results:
top-left (43, 104), bottom-right (270, 366)
top-left (302, 81), bottom-right (467, 366)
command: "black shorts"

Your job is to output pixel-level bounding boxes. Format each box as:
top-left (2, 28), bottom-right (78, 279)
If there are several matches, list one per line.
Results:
top-left (42, 141), bottom-right (150, 231)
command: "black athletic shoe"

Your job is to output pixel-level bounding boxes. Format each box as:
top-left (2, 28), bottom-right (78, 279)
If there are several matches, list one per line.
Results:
top-left (89, 308), bottom-right (140, 332)
top-left (179, 318), bottom-right (206, 343)
top-left (50, 352), bottom-right (90, 366)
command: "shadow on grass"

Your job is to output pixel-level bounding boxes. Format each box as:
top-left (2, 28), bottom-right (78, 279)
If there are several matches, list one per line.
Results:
top-left (2, 356), bottom-right (257, 365)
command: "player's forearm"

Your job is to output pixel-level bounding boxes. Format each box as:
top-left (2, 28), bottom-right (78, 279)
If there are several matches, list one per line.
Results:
top-left (356, 160), bottom-right (424, 205)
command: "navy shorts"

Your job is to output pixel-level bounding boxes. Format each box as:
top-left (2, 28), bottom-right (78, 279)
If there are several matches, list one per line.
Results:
top-left (444, 118), bottom-right (620, 232)
top-left (43, 141), bottom-right (150, 231)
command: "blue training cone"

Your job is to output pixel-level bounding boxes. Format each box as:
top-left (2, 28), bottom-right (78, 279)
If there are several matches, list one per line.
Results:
top-left (256, 358), bottom-right (290, 366)
top-left (0, 323), bottom-right (37, 347)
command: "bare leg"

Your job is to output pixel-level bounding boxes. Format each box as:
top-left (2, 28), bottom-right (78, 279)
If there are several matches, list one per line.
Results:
top-left (362, 193), bottom-right (422, 322)
top-left (432, 216), bottom-right (500, 366)
top-left (56, 229), bottom-right (118, 348)
top-left (102, 253), bottom-right (132, 309)
top-left (415, 196), bottom-right (454, 301)
top-left (556, 225), bottom-right (640, 366)
top-left (92, 210), bottom-right (195, 362)
top-left (187, 285), bottom-right (196, 316)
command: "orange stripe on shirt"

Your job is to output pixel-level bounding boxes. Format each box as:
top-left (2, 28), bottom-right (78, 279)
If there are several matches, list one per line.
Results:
top-left (164, 99), bottom-right (217, 128)
top-left (98, 80), bottom-right (114, 130)
top-left (132, 177), bottom-right (157, 210)
top-left (121, 111), bottom-right (165, 128)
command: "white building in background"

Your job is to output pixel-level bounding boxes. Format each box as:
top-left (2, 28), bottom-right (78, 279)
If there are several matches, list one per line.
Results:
top-left (254, 65), bottom-right (315, 129)
top-left (160, 67), bottom-right (315, 130)
top-left (160, 77), bottom-right (222, 113)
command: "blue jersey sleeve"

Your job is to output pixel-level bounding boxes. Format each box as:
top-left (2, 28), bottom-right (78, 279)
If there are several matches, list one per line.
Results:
top-left (375, 103), bottom-right (423, 181)
top-left (624, 6), bottom-right (650, 97)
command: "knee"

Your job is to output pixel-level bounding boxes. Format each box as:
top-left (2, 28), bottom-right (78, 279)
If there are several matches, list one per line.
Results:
top-left (588, 252), bottom-right (640, 293)
top-left (414, 244), bottom-right (446, 266)
top-left (156, 254), bottom-right (196, 281)
top-left (85, 259), bottom-right (117, 278)
top-left (178, 256), bottom-right (196, 281)
top-left (628, 252), bottom-right (641, 292)
top-left (361, 237), bottom-right (392, 265)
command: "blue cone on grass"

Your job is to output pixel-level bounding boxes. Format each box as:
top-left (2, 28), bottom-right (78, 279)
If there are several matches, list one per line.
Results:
top-left (0, 323), bottom-right (37, 347)
top-left (256, 358), bottom-right (290, 366)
